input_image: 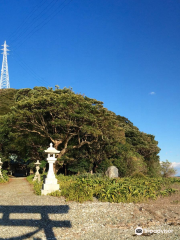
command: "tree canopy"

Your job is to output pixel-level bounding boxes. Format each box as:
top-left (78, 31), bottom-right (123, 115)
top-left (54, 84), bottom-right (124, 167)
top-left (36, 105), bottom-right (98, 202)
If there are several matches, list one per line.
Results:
top-left (0, 87), bottom-right (161, 176)
top-left (160, 160), bottom-right (177, 177)
top-left (0, 88), bottom-right (17, 116)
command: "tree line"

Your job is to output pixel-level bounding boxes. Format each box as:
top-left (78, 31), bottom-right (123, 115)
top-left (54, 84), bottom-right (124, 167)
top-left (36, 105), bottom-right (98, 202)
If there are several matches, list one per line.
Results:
top-left (0, 87), bottom-right (162, 177)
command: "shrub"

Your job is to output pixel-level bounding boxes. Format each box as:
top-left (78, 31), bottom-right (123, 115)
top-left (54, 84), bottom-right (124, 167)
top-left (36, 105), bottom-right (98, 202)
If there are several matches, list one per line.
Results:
top-left (161, 160), bottom-right (177, 178)
top-left (48, 190), bottom-right (61, 197)
top-left (26, 174), bottom-right (34, 183)
top-left (61, 181), bottom-right (93, 203)
top-left (26, 173), bottom-right (180, 203)
top-left (130, 172), bottom-right (147, 179)
top-left (26, 174), bottom-right (43, 195)
top-left (33, 181), bottom-right (43, 195)
top-left (0, 170), bottom-right (9, 183)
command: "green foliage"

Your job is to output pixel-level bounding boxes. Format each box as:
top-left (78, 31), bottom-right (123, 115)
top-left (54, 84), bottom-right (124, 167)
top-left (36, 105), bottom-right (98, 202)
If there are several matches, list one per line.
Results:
top-left (27, 173), bottom-right (180, 203)
top-left (2, 170), bottom-right (9, 181)
top-left (130, 172), bottom-right (147, 179)
top-left (0, 170), bottom-right (9, 183)
top-left (26, 174), bottom-right (34, 183)
top-left (48, 190), bottom-right (61, 197)
top-left (60, 180), bottom-right (93, 203)
top-left (0, 178), bottom-right (6, 183)
top-left (169, 177), bottom-right (180, 183)
top-left (0, 87), bottom-right (161, 178)
top-left (95, 177), bottom-right (179, 203)
top-left (33, 181), bottom-right (43, 195)
top-left (26, 174), bottom-right (43, 195)
top-left (159, 188), bottom-right (178, 196)
top-left (56, 173), bottom-right (77, 181)
top-left (77, 172), bottom-right (105, 179)
top-left (160, 160), bottom-right (177, 178)
top-left (0, 89), bottom-right (17, 116)
top-left (0, 86), bottom-right (125, 171)
top-left (117, 115), bottom-right (161, 177)
top-left (62, 175), bottom-right (180, 203)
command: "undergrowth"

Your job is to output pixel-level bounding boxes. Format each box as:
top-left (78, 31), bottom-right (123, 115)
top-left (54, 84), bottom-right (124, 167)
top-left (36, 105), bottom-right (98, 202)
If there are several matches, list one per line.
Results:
top-left (26, 174), bottom-right (44, 195)
top-left (0, 170), bottom-right (9, 183)
top-left (27, 173), bottom-right (180, 203)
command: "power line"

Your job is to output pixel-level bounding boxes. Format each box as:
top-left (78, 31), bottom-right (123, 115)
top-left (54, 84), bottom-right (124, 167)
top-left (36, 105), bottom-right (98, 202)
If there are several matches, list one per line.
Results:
top-left (10, 50), bottom-right (51, 87)
top-left (8, 0), bottom-right (46, 42)
top-left (12, 0), bottom-right (73, 50)
top-left (4, 0), bottom-right (74, 91)
top-left (9, 0), bottom-right (59, 46)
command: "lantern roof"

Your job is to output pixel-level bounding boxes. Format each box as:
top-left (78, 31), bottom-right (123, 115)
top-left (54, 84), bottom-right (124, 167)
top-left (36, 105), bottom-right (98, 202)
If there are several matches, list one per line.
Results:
top-left (44, 143), bottom-right (60, 154)
top-left (34, 160), bottom-right (40, 165)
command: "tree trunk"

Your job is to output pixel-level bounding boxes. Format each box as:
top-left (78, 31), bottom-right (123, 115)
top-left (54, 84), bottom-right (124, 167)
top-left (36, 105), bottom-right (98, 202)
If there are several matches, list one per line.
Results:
top-left (64, 164), bottom-right (67, 176)
top-left (93, 163), bottom-right (98, 173)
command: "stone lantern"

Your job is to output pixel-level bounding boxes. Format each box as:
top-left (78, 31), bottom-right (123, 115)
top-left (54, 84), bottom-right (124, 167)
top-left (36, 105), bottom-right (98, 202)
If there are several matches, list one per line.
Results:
top-left (33, 160), bottom-right (41, 182)
top-left (41, 143), bottom-right (60, 195)
top-left (0, 158), bottom-right (3, 179)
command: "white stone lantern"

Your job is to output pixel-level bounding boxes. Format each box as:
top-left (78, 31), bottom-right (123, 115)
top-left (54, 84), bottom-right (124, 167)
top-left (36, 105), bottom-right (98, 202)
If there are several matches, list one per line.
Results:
top-left (33, 160), bottom-right (41, 182)
top-left (0, 158), bottom-right (3, 179)
top-left (41, 143), bottom-right (60, 195)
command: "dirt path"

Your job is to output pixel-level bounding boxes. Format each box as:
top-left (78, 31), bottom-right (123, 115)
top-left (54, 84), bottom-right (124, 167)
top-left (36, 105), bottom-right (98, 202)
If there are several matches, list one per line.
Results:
top-left (0, 177), bottom-right (33, 196)
top-left (0, 178), bottom-right (179, 240)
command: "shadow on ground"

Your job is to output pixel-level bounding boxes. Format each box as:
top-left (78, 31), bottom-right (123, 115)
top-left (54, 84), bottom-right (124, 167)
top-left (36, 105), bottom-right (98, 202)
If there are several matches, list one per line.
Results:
top-left (0, 205), bottom-right (71, 240)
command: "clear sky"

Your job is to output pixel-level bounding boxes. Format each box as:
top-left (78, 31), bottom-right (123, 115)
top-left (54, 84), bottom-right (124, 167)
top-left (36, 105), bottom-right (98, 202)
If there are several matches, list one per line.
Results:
top-left (0, 0), bottom-right (180, 175)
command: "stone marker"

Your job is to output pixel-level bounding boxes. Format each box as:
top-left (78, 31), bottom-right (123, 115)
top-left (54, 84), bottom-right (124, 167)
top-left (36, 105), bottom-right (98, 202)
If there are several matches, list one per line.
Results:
top-left (41, 143), bottom-right (60, 195)
top-left (105, 166), bottom-right (118, 178)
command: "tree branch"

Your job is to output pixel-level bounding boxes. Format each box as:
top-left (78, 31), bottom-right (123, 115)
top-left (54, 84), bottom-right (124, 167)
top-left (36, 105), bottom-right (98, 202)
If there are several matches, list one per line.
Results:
top-left (14, 127), bottom-right (47, 138)
top-left (72, 138), bottom-right (98, 149)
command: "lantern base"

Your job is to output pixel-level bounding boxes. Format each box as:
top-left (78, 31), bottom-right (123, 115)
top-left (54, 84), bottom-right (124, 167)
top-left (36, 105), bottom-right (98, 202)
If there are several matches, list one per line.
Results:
top-left (41, 177), bottom-right (60, 195)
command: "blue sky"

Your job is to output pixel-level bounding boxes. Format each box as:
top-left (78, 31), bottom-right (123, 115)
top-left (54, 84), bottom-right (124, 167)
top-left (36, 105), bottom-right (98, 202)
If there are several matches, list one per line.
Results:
top-left (0, 0), bottom-right (180, 175)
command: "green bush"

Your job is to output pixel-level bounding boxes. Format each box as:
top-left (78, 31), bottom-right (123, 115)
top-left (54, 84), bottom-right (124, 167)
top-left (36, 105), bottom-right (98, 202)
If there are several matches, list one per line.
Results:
top-left (130, 172), bottom-right (147, 179)
top-left (48, 190), bottom-right (61, 197)
top-left (26, 173), bottom-right (180, 203)
top-left (33, 181), bottom-right (43, 195)
top-left (0, 170), bottom-right (9, 183)
top-left (61, 181), bottom-right (93, 203)
top-left (26, 174), bottom-right (43, 195)
top-left (160, 188), bottom-right (178, 196)
top-left (26, 174), bottom-right (34, 183)
top-left (56, 173), bottom-right (77, 182)
top-left (77, 172), bottom-right (105, 179)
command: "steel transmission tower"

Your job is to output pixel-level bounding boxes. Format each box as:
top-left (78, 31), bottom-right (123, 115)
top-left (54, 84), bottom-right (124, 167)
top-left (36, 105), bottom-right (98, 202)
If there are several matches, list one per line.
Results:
top-left (0, 41), bottom-right (10, 89)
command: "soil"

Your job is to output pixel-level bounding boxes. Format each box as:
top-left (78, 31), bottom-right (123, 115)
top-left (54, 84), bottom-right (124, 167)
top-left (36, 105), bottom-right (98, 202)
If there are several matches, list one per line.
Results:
top-left (135, 182), bottom-right (180, 226)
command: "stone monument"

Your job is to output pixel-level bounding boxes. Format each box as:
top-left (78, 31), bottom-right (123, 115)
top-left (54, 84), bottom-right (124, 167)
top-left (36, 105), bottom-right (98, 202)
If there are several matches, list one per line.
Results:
top-left (33, 160), bottom-right (41, 182)
top-left (105, 166), bottom-right (119, 178)
top-left (0, 158), bottom-right (3, 179)
top-left (41, 143), bottom-right (60, 195)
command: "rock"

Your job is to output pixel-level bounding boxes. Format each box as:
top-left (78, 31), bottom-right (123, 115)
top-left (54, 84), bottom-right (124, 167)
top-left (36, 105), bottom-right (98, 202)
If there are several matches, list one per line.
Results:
top-left (105, 166), bottom-right (118, 178)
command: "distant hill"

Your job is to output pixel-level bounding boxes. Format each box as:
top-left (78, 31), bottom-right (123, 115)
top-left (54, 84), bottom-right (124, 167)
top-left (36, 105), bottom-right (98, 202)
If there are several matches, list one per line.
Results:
top-left (0, 89), bottom-right (17, 115)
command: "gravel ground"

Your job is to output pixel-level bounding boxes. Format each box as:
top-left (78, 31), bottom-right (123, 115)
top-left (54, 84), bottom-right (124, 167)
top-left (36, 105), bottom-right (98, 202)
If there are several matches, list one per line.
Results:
top-left (0, 177), bottom-right (179, 240)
